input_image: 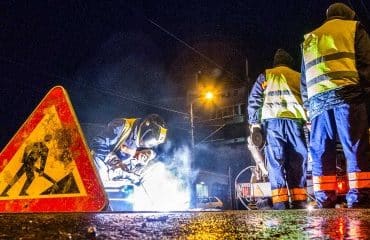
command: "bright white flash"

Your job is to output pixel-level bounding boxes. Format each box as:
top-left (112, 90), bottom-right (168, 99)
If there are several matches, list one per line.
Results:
top-left (132, 162), bottom-right (190, 211)
top-left (306, 205), bottom-right (314, 211)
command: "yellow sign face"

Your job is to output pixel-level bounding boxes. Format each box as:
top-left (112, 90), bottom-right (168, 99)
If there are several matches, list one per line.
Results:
top-left (0, 106), bottom-right (86, 199)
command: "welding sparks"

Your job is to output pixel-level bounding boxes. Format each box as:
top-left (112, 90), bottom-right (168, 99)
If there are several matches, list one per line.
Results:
top-left (100, 144), bottom-right (195, 211)
top-left (132, 162), bottom-right (190, 211)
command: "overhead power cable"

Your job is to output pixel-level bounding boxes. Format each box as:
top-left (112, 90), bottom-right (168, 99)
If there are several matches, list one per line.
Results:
top-left (86, 84), bottom-right (189, 116)
top-left (146, 18), bottom-right (241, 82)
top-left (0, 55), bottom-right (189, 116)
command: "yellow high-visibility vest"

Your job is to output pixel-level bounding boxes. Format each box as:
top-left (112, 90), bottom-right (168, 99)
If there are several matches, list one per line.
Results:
top-left (302, 19), bottom-right (359, 99)
top-left (261, 66), bottom-right (307, 121)
top-left (113, 118), bottom-right (137, 152)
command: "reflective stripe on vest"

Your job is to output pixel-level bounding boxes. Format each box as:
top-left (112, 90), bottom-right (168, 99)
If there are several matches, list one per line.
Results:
top-left (113, 118), bottom-right (137, 152)
top-left (271, 188), bottom-right (289, 203)
top-left (348, 172), bottom-right (370, 189)
top-left (261, 66), bottom-right (307, 121)
top-left (313, 175), bottom-right (337, 191)
top-left (302, 19), bottom-right (359, 99)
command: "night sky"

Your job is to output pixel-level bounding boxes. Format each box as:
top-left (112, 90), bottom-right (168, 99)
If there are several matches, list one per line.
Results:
top-left (1, 0), bottom-right (369, 149)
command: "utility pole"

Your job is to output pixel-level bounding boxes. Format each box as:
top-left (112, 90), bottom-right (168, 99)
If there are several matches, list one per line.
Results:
top-left (189, 71), bottom-right (200, 208)
top-left (189, 71), bottom-right (201, 149)
top-left (190, 102), bottom-right (195, 149)
top-left (228, 166), bottom-right (234, 210)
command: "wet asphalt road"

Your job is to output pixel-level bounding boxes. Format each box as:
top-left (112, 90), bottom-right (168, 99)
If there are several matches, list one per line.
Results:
top-left (0, 209), bottom-right (370, 239)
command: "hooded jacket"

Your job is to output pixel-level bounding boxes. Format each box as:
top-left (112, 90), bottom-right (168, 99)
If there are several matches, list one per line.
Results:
top-left (91, 118), bottom-right (140, 164)
top-left (300, 3), bottom-right (370, 119)
top-left (248, 49), bottom-right (306, 124)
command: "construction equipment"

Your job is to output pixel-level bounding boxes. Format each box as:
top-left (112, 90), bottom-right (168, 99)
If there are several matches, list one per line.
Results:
top-left (235, 125), bottom-right (270, 210)
top-left (236, 124), bottom-right (352, 210)
top-left (247, 131), bottom-right (268, 178)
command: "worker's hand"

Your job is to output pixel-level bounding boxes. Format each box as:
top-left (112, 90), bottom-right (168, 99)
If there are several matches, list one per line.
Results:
top-left (305, 122), bottom-right (311, 132)
top-left (105, 152), bottom-right (121, 167)
top-left (134, 149), bottom-right (156, 165)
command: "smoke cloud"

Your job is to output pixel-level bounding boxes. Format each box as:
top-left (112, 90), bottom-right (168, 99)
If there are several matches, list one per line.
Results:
top-left (133, 141), bottom-right (195, 211)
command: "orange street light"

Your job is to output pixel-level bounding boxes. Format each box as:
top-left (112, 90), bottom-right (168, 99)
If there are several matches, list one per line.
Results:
top-left (204, 91), bottom-right (214, 100)
top-left (190, 90), bottom-right (218, 148)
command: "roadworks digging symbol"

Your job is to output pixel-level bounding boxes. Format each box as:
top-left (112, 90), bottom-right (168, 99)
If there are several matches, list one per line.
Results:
top-left (0, 108), bottom-right (85, 198)
top-left (0, 86), bottom-right (106, 212)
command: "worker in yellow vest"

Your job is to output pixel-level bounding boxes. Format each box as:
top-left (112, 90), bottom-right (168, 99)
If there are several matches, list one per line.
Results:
top-left (301, 3), bottom-right (370, 208)
top-left (248, 49), bottom-right (308, 210)
top-left (91, 114), bottom-right (167, 186)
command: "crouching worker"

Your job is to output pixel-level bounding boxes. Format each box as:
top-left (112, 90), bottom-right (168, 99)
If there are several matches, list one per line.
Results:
top-left (91, 114), bottom-right (167, 188)
top-left (248, 49), bottom-right (308, 209)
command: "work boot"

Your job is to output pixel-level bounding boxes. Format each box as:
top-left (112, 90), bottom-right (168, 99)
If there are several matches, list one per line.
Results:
top-left (256, 198), bottom-right (272, 210)
top-left (273, 201), bottom-right (290, 210)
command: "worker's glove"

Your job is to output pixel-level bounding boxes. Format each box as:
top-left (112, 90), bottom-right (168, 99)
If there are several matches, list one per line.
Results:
top-left (111, 170), bottom-right (142, 185)
top-left (305, 121), bottom-right (311, 132)
top-left (133, 149), bottom-right (156, 166)
top-left (104, 152), bottom-right (121, 168)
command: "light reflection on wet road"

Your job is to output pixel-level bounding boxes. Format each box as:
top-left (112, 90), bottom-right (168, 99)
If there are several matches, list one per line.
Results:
top-left (0, 209), bottom-right (370, 239)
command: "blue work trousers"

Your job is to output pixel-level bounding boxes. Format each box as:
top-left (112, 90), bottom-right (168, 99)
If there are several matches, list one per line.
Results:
top-left (310, 103), bottom-right (370, 208)
top-left (264, 119), bottom-right (308, 210)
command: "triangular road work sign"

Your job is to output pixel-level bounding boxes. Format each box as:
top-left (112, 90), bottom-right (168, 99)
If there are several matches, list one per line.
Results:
top-left (0, 86), bottom-right (107, 212)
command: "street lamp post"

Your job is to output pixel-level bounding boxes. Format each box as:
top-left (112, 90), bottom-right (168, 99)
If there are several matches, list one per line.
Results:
top-left (190, 102), bottom-right (195, 149)
top-left (188, 98), bottom-right (197, 209)
top-left (189, 90), bottom-right (214, 148)
top-left (188, 91), bottom-right (214, 208)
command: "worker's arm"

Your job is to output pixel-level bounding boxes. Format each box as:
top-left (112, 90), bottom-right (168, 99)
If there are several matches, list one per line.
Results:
top-left (300, 54), bottom-right (309, 111)
top-left (355, 23), bottom-right (370, 88)
top-left (247, 73), bottom-right (265, 125)
top-left (90, 118), bottom-right (125, 162)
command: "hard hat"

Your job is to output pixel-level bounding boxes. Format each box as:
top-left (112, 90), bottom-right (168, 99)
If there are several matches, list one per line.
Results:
top-left (137, 114), bottom-right (167, 148)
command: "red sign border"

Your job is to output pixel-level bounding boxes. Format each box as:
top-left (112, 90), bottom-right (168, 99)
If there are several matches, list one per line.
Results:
top-left (0, 86), bottom-right (107, 212)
